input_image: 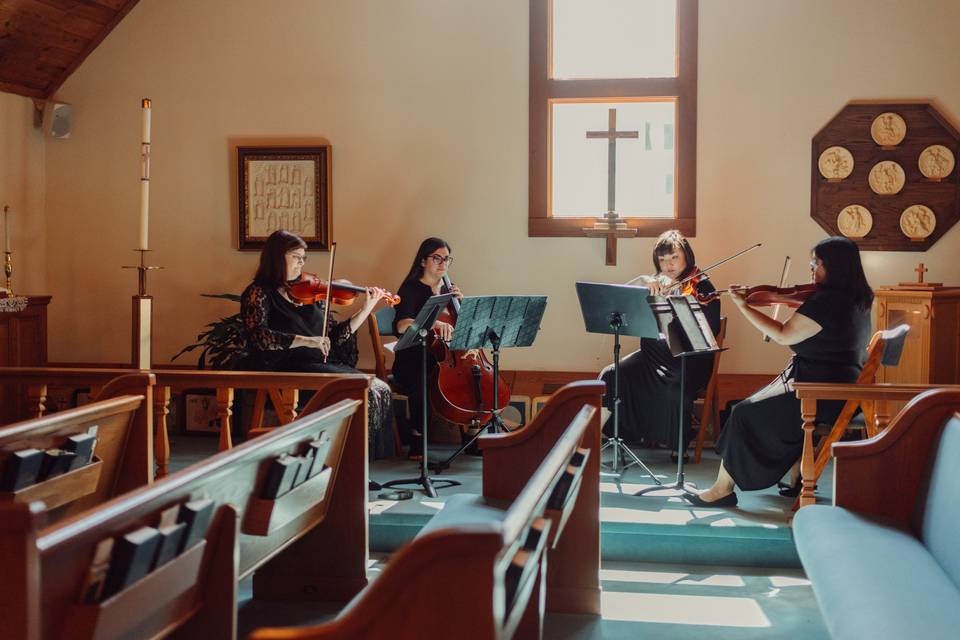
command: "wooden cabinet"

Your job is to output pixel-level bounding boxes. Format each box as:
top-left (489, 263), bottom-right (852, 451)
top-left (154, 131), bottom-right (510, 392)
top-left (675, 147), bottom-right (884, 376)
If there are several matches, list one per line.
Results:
top-left (874, 287), bottom-right (960, 384)
top-left (0, 295), bottom-right (51, 424)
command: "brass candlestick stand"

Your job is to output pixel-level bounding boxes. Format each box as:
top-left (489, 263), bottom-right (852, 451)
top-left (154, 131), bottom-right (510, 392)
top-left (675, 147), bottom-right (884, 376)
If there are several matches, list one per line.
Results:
top-left (122, 250), bottom-right (163, 369)
top-left (4, 251), bottom-right (12, 296)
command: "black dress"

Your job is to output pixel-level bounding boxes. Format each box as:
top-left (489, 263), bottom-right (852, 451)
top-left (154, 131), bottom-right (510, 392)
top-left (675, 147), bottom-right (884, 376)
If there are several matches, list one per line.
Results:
top-left (390, 278), bottom-right (451, 446)
top-left (716, 286), bottom-right (872, 490)
top-left (240, 281), bottom-right (395, 460)
top-left (598, 277), bottom-right (722, 450)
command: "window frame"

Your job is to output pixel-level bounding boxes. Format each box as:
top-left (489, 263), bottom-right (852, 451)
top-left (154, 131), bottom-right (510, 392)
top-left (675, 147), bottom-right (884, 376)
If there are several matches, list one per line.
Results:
top-left (528, 0), bottom-right (699, 237)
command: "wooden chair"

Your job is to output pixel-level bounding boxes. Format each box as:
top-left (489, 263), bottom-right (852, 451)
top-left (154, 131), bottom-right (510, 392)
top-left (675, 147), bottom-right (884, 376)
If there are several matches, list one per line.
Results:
top-left (480, 380), bottom-right (604, 616)
top-left (692, 316), bottom-right (727, 463)
top-left (367, 306), bottom-right (408, 453)
top-left (0, 398), bottom-right (364, 639)
top-left (793, 323), bottom-right (910, 509)
top-left (249, 404), bottom-right (595, 640)
top-left (367, 306), bottom-right (397, 384)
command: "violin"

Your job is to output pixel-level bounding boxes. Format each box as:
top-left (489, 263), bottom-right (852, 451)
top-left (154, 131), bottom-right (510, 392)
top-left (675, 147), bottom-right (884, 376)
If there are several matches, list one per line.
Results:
top-left (697, 283), bottom-right (817, 307)
top-left (430, 274), bottom-right (510, 425)
top-left (286, 272), bottom-right (401, 306)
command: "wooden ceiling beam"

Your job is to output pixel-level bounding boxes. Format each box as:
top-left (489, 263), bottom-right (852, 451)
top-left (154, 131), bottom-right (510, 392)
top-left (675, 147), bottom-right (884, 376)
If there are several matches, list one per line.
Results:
top-left (0, 81), bottom-right (46, 100)
top-left (0, 0), bottom-right (144, 100)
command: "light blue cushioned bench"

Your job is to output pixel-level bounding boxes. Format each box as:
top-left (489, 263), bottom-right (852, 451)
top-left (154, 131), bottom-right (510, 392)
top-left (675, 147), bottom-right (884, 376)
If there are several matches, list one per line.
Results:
top-left (795, 388), bottom-right (960, 640)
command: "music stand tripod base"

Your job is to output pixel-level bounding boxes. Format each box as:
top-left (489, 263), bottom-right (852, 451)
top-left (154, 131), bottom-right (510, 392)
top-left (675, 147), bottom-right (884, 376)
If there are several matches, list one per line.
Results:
top-left (382, 293), bottom-right (461, 497)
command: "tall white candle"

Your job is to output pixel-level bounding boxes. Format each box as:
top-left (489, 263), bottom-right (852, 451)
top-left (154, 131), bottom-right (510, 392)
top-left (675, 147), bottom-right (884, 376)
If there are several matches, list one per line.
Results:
top-left (139, 98), bottom-right (151, 251)
top-left (3, 206), bottom-right (9, 253)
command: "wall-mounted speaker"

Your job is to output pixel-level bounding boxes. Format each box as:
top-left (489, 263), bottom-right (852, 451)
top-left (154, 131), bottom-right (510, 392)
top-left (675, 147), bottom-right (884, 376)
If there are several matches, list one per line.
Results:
top-left (45, 102), bottom-right (73, 139)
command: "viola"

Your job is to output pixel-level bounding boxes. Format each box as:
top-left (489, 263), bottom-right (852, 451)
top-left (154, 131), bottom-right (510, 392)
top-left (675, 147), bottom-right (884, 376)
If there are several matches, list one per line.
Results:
top-left (430, 275), bottom-right (510, 425)
top-left (697, 283), bottom-right (817, 307)
top-left (286, 272), bottom-right (401, 306)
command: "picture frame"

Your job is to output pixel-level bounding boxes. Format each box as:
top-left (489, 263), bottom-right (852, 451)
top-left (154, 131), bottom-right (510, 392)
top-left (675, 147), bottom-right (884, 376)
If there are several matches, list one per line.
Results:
top-left (237, 145), bottom-right (332, 250)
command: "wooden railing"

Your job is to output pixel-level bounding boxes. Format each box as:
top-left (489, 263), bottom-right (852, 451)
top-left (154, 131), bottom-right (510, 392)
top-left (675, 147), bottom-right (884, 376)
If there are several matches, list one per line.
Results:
top-left (793, 382), bottom-right (960, 508)
top-left (0, 367), bottom-right (371, 478)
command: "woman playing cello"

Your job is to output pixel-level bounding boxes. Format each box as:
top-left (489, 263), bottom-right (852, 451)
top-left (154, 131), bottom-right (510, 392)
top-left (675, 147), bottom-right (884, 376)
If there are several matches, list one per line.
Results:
top-left (599, 230), bottom-right (722, 459)
top-left (391, 237), bottom-right (466, 457)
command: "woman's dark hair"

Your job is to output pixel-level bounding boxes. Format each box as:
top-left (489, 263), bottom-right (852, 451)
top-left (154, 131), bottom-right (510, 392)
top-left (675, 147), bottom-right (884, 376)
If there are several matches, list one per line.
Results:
top-left (254, 230), bottom-right (307, 287)
top-left (652, 229), bottom-right (697, 280)
top-left (814, 236), bottom-right (873, 311)
top-left (403, 237), bottom-right (452, 284)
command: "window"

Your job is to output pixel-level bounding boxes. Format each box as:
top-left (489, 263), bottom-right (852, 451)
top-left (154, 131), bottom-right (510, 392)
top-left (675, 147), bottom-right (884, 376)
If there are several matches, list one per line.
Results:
top-left (529, 0), bottom-right (699, 237)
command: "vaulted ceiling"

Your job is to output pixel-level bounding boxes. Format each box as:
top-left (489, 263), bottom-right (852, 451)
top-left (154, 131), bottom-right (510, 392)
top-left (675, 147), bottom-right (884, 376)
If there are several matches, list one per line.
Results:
top-left (0, 0), bottom-right (141, 100)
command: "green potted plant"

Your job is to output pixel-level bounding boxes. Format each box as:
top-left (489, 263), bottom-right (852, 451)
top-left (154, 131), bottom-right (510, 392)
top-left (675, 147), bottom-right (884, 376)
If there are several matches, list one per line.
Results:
top-left (173, 294), bottom-right (248, 369)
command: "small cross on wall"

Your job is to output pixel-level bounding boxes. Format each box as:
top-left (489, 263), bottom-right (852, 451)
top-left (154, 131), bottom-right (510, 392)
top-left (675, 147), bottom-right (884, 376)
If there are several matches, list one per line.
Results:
top-left (915, 263), bottom-right (928, 284)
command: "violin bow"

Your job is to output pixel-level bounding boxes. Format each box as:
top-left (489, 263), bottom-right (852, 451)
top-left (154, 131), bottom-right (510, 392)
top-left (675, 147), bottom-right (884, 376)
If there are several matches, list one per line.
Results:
top-left (762, 255), bottom-right (791, 342)
top-left (665, 242), bottom-right (763, 294)
top-left (321, 241), bottom-right (337, 363)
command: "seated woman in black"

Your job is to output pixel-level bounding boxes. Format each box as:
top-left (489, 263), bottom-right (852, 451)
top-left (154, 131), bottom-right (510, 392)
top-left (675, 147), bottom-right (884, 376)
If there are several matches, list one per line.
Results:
top-left (240, 229), bottom-right (395, 459)
top-left (685, 236), bottom-right (873, 507)
top-left (598, 230), bottom-right (721, 460)
top-left (391, 237), bottom-right (463, 457)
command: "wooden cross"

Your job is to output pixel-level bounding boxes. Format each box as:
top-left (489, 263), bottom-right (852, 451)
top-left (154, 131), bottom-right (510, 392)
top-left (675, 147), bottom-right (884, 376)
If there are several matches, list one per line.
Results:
top-left (586, 108), bottom-right (639, 214)
top-left (915, 263), bottom-right (927, 283)
top-left (583, 108), bottom-right (639, 265)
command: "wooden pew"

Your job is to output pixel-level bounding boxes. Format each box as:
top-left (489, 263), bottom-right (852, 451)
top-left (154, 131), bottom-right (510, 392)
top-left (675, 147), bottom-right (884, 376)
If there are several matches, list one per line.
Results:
top-left (480, 380), bottom-right (603, 615)
top-left (794, 381), bottom-right (960, 508)
top-left (249, 404), bottom-right (596, 640)
top-left (0, 373), bottom-right (155, 524)
top-left (0, 367), bottom-right (370, 478)
top-left (0, 397), bottom-right (364, 640)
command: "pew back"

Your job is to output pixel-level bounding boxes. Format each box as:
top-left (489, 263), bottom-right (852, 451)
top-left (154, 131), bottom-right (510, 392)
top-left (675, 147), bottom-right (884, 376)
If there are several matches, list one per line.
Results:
top-left (249, 405), bottom-right (595, 640)
top-left (0, 395), bottom-right (144, 521)
top-left (0, 398), bottom-right (361, 640)
top-left (480, 380), bottom-right (604, 615)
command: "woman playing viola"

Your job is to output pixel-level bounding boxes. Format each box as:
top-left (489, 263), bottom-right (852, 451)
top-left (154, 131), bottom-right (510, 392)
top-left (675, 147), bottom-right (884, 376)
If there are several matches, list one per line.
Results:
top-left (240, 229), bottom-right (396, 459)
top-left (599, 230), bottom-right (721, 457)
top-left (392, 237), bottom-right (464, 457)
top-left (685, 236), bottom-right (873, 507)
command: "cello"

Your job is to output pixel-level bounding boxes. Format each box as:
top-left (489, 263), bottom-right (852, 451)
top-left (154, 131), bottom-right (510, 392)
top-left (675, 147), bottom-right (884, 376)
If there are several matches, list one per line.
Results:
top-left (430, 274), bottom-right (510, 425)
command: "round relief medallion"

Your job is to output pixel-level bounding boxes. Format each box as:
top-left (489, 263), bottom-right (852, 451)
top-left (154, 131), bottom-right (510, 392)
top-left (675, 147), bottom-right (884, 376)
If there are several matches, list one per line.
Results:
top-left (900, 205), bottom-right (936, 240)
top-left (868, 161), bottom-right (905, 195)
top-left (818, 146), bottom-right (854, 180)
top-left (837, 205), bottom-right (873, 238)
top-left (871, 112), bottom-right (907, 146)
top-left (918, 145), bottom-right (955, 180)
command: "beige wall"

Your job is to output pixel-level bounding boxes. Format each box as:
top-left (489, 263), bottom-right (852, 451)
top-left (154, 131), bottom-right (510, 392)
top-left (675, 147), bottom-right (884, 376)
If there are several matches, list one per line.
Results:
top-left (44, 0), bottom-right (960, 373)
top-left (0, 93), bottom-right (46, 297)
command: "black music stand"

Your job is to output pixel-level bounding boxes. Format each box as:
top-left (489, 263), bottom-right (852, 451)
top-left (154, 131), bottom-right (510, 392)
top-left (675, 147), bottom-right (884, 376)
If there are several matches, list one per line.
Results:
top-left (382, 293), bottom-right (460, 498)
top-left (576, 282), bottom-right (662, 482)
top-left (635, 295), bottom-right (723, 497)
top-left (432, 295), bottom-right (548, 472)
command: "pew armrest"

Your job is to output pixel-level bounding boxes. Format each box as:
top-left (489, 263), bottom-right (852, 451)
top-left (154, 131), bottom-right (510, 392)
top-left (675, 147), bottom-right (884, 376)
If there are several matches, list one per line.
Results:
top-left (830, 389), bottom-right (960, 527)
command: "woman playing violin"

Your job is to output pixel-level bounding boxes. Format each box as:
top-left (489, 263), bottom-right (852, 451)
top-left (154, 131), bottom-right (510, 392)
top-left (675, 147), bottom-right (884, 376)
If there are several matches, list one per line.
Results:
top-left (392, 237), bottom-right (464, 457)
top-left (599, 230), bottom-right (721, 458)
top-left (240, 229), bottom-right (395, 458)
top-left (685, 236), bottom-right (873, 507)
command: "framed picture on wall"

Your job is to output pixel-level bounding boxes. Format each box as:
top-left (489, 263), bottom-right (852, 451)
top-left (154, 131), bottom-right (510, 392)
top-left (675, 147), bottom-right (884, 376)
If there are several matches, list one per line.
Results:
top-left (237, 145), bottom-right (332, 250)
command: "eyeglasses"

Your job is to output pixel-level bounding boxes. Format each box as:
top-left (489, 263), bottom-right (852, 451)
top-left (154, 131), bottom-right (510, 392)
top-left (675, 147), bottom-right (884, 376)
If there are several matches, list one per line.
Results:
top-left (426, 254), bottom-right (454, 265)
top-left (288, 253), bottom-right (307, 264)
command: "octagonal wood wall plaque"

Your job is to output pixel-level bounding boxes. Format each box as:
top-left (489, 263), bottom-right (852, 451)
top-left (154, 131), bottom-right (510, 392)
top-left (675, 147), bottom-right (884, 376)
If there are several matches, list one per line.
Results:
top-left (811, 102), bottom-right (960, 251)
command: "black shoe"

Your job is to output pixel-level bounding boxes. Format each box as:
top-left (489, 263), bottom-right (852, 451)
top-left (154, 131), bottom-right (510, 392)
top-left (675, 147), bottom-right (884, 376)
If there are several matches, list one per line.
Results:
top-left (778, 478), bottom-right (816, 497)
top-left (682, 491), bottom-right (738, 508)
